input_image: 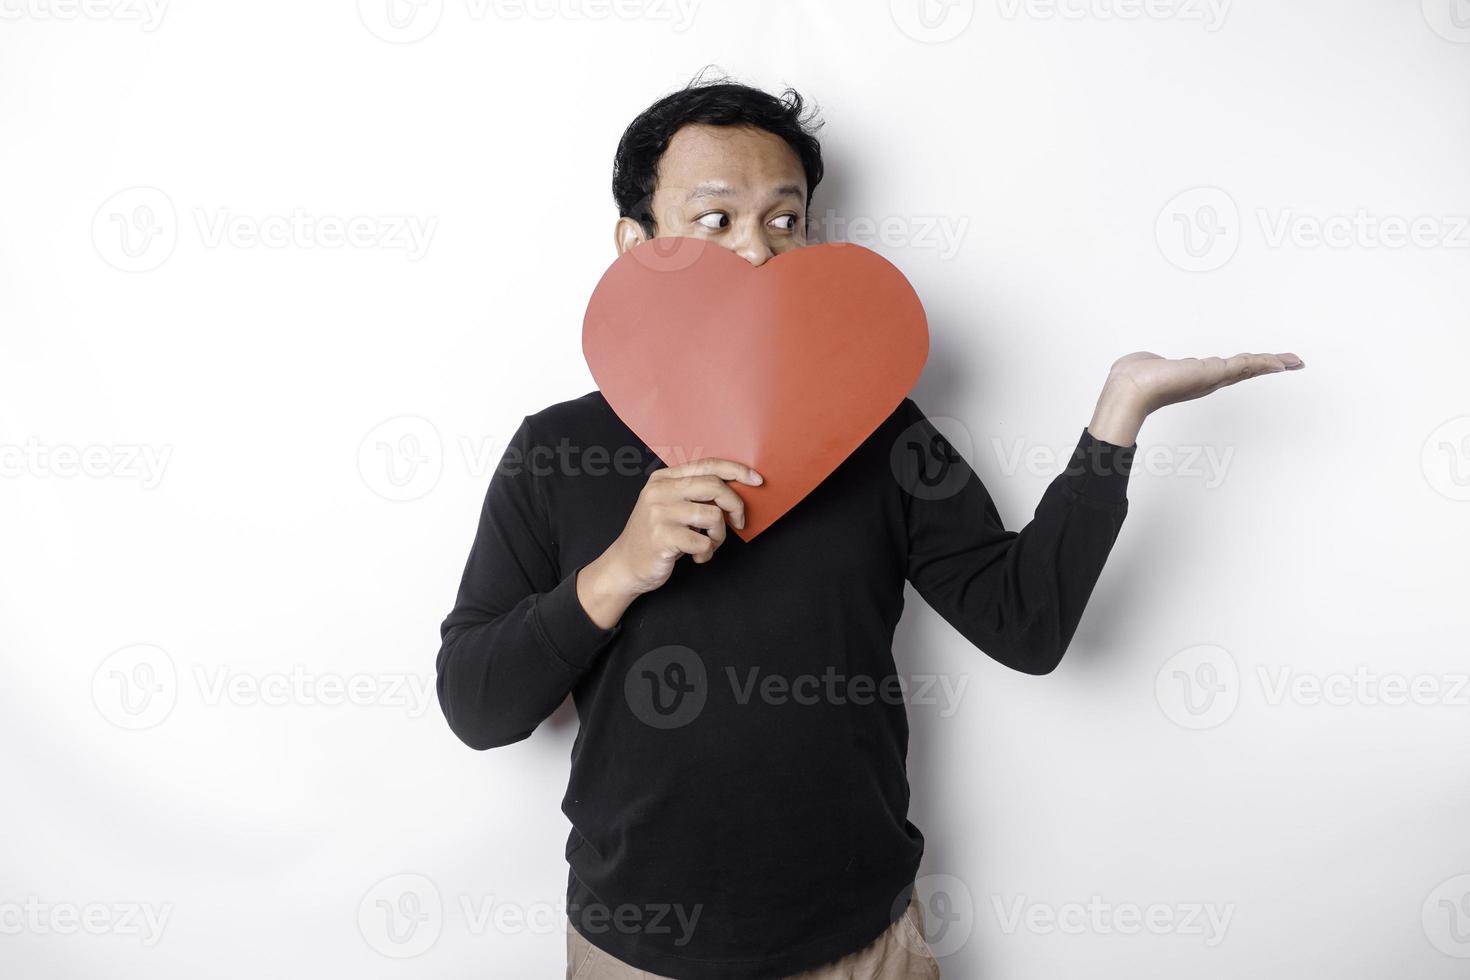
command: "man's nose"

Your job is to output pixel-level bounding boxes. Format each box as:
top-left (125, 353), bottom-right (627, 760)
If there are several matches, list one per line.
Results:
top-left (731, 229), bottom-right (775, 268)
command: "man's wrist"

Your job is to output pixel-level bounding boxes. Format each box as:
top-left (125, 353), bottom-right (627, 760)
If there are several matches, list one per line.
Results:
top-left (1087, 376), bottom-right (1148, 448)
top-left (576, 549), bottom-right (637, 631)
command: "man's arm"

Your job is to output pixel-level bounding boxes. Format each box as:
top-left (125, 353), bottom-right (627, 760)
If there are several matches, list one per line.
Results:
top-left (436, 415), bottom-right (621, 750)
top-left (436, 413), bottom-right (764, 750)
top-left (901, 348), bottom-right (1304, 673)
top-left (899, 400), bottom-right (1134, 676)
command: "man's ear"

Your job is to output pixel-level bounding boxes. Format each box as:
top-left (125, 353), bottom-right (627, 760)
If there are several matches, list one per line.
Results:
top-left (614, 216), bottom-right (649, 257)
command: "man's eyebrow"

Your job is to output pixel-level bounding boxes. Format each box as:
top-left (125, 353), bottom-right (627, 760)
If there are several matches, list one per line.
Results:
top-left (686, 182), bottom-right (736, 202)
top-left (683, 182), bottom-right (807, 204)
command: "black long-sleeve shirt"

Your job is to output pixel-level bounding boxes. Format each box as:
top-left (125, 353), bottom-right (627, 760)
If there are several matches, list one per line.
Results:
top-left (437, 390), bottom-right (1134, 978)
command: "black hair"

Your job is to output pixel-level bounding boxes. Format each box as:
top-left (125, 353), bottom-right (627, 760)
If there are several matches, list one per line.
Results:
top-left (612, 68), bottom-right (825, 237)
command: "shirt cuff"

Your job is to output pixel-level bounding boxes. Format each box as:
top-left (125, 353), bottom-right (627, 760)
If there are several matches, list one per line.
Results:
top-left (532, 565), bottom-right (622, 671)
top-left (1061, 427), bottom-right (1136, 503)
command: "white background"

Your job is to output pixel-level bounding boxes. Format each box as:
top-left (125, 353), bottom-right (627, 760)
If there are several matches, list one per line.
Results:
top-left (3, 0), bottom-right (1469, 976)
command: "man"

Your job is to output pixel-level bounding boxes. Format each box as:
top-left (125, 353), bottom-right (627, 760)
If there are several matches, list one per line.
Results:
top-left (436, 75), bottom-right (1304, 979)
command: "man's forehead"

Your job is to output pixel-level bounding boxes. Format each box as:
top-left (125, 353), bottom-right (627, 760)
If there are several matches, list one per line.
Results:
top-left (654, 124), bottom-right (806, 202)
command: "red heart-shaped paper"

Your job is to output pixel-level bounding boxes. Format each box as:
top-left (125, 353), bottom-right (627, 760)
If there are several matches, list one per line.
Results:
top-left (582, 237), bottom-right (928, 541)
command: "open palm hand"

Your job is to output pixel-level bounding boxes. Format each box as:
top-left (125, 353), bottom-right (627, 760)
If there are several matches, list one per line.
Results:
top-left (1087, 350), bottom-right (1306, 447)
top-left (1108, 350), bottom-right (1305, 414)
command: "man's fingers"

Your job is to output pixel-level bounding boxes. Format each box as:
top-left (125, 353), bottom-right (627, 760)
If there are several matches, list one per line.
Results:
top-left (655, 457), bottom-right (764, 487)
top-left (652, 472), bottom-right (749, 530)
top-left (697, 511), bottom-right (728, 559)
top-left (675, 501), bottom-right (726, 531)
top-left (684, 514), bottom-right (729, 565)
top-left (1216, 352), bottom-right (1293, 387)
top-left (690, 481), bottom-right (748, 530)
top-left (672, 526), bottom-right (718, 563)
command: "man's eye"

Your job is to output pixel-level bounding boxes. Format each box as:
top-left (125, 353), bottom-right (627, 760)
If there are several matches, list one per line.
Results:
top-left (696, 212), bottom-right (730, 230)
top-left (770, 214), bottom-right (798, 232)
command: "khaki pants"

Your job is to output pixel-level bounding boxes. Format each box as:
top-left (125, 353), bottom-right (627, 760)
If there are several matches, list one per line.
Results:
top-left (566, 897), bottom-right (941, 979)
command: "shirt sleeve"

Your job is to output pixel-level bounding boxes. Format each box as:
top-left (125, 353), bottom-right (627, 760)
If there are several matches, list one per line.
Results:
top-left (898, 399), bottom-right (1134, 675)
top-left (436, 414), bottom-right (621, 749)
